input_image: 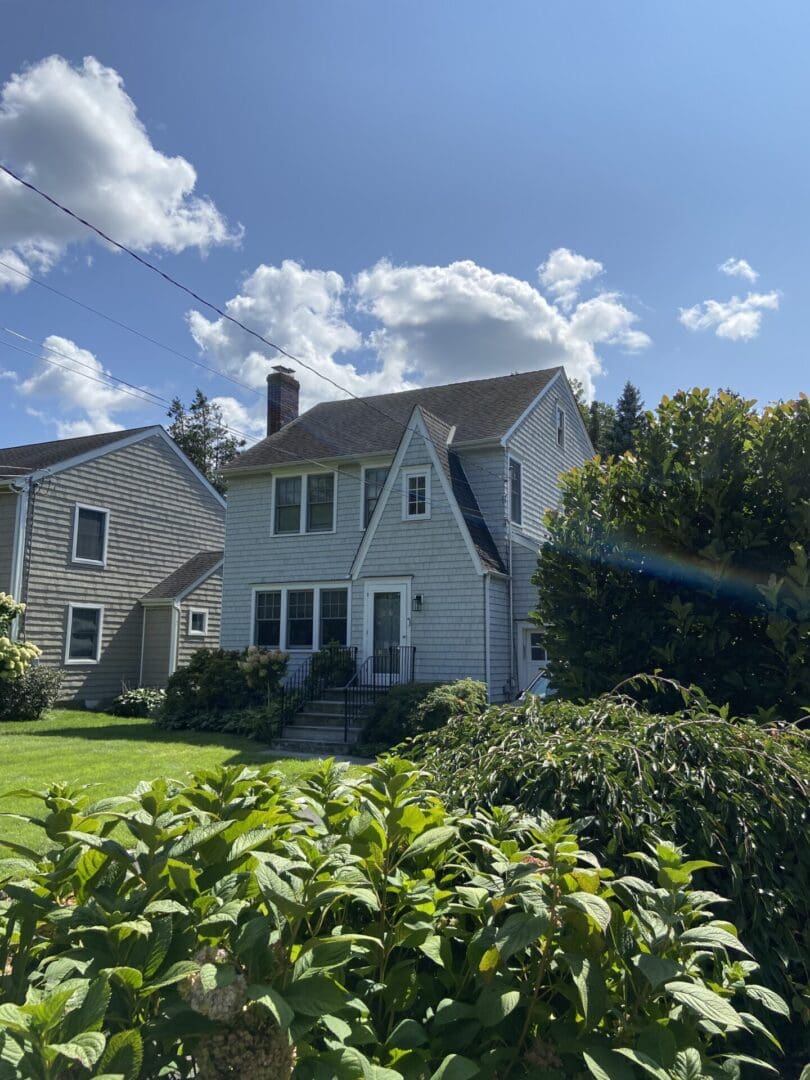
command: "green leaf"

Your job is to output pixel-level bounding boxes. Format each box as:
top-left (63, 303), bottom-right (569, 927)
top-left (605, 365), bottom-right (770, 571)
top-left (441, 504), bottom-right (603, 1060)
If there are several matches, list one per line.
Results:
top-left (568, 955), bottom-right (606, 1028)
top-left (419, 934), bottom-right (447, 968)
top-left (615, 1048), bottom-right (670, 1080)
top-left (143, 899), bottom-right (188, 916)
top-left (250, 986), bottom-right (294, 1029)
top-left (143, 916), bottom-right (171, 978)
top-left (562, 891), bottom-right (612, 931)
top-left (385, 1018), bottom-right (428, 1049)
top-left (64, 976), bottom-right (110, 1038)
top-left (475, 987), bottom-right (520, 1027)
top-left (744, 984), bottom-right (790, 1018)
top-left (665, 981), bottom-right (745, 1030)
top-left (51, 1031), bottom-right (107, 1069)
top-left (429, 1054), bottom-right (480, 1080)
top-left (101, 967), bottom-right (144, 991)
top-left (494, 911), bottom-right (548, 959)
top-left (97, 1029), bottom-right (144, 1080)
top-left (478, 947), bottom-right (500, 974)
top-left (672, 1048), bottom-right (703, 1080)
top-left (286, 974), bottom-right (348, 1017)
top-left (583, 1047), bottom-right (635, 1080)
top-left (636, 1024), bottom-right (676, 1069)
top-left (718, 1054), bottom-right (779, 1075)
top-left (144, 960), bottom-right (198, 992)
top-left (635, 954), bottom-right (681, 989)
top-left (401, 825), bottom-right (457, 860)
top-left (680, 925), bottom-right (751, 956)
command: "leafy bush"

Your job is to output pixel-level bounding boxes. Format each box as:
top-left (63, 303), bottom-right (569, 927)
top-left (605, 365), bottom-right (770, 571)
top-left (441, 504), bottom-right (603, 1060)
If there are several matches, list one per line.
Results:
top-left (408, 689), bottom-right (810, 1037)
top-left (0, 665), bottom-right (62, 722)
top-left (159, 647), bottom-right (287, 733)
top-left (0, 761), bottom-right (787, 1078)
top-left (110, 686), bottom-right (166, 718)
top-left (535, 389), bottom-right (810, 719)
top-left (359, 679), bottom-right (486, 753)
top-left (309, 642), bottom-right (356, 687)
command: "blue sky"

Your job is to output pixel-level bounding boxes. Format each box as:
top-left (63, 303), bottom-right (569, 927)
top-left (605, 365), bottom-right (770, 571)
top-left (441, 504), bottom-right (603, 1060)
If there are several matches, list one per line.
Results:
top-left (0, 1), bottom-right (807, 446)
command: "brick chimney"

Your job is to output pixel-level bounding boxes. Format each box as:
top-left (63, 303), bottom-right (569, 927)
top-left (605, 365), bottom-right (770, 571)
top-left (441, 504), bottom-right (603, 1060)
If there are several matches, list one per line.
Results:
top-left (267, 365), bottom-right (299, 436)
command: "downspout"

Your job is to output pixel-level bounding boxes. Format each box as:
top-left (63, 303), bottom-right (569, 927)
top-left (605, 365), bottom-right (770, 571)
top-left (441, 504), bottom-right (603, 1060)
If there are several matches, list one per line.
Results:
top-left (9, 478), bottom-right (32, 640)
top-left (168, 602), bottom-right (181, 677)
top-left (483, 573), bottom-right (491, 701)
top-left (505, 462), bottom-right (515, 697)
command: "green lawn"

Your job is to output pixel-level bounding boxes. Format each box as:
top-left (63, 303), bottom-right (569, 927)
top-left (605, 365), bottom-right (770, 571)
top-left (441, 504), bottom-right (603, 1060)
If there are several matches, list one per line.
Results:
top-left (0, 709), bottom-right (321, 851)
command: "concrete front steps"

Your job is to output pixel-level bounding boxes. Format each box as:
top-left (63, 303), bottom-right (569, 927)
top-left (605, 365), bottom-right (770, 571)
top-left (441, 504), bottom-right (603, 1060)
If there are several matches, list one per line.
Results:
top-left (271, 687), bottom-right (371, 756)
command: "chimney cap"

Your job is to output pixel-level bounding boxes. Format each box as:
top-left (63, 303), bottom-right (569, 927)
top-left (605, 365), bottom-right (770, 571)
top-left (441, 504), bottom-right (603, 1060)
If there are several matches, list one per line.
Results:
top-left (271, 364), bottom-right (296, 376)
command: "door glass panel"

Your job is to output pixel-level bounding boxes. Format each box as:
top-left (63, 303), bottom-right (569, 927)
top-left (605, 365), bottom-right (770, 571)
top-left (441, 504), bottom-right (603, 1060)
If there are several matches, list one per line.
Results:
top-left (373, 591), bottom-right (400, 674)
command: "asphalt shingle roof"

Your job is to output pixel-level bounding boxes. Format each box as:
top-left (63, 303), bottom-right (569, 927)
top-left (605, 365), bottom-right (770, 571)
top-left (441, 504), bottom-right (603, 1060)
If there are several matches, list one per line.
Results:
top-left (0, 426), bottom-right (156, 479)
top-left (228, 367), bottom-right (562, 471)
top-left (142, 550), bottom-right (223, 601)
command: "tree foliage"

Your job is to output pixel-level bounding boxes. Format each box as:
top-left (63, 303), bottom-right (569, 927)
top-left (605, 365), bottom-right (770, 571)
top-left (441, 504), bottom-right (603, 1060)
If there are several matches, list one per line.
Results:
top-left (0, 760), bottom-right (787, 1078)
top-left (167, 389), bottom-right (245, 494)
top-left (534, 388), bottom-right (810, 719)
top-left (570, 378), bottom-right (646, 457)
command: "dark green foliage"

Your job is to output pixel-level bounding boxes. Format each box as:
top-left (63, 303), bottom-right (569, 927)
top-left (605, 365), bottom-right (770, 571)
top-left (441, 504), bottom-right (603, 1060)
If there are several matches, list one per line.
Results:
top-left (309, 642), bottom-right (356, 687)
top-left (535, 389), bottom-right (810, 718)
top-left (0, 666), bottom-right (62, 722)
top-left (158, 648), bottom-right (287, 736)
top-left (110, 687), bottom-right (166, 718)
top-left (167, 388), bottom-right (245, 494)
top-left (408, 691), bottom-right (810, 1036)
top-left (359, 678), bottom-right (486, 754)
top-left (0, 761), bottom-right (785, 1078)
top-left (586, 398), bottom-right (617, 455)
top-left (606, 379), bottom-right (647, 456)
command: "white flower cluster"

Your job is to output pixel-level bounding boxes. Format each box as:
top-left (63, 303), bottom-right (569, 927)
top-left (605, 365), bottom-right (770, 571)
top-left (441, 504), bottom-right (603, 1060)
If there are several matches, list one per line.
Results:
top-left (194, 1004), bottom-right (298, 1080)
top-left (181, 946), bottom-right (247, 1022)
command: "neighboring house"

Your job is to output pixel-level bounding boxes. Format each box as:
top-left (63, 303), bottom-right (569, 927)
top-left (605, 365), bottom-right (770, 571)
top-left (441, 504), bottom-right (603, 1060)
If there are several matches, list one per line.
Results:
top-left (0, 426), bottom-right (225, 704)
top-left (222, 365), bottom-right (592, 702)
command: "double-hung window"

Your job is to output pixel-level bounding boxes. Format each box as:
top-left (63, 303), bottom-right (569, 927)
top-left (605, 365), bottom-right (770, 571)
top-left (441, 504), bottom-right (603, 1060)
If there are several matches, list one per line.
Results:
top-left (274, 477), bottom-right (301, 534)
top-left (72, 505), bottom-right (108, 565)
top-left (287, 590), bottom-right (314, 648)
top-left (66, 604), bottom-right (103, 663)
top-left (363, 467), bottom-right (389, 527)
top-left (509, 458), bottom-right (522, 525)
top-left (403, 470), bottom-right (429, 519)
top-left (320, 588), bottom-right (348, 646)
top-left (556, 405), bottom-right (566, 450)
top-left (255, 591), bottom-right (282, 647)
top-left (306, 474), bottom-right (334, 532)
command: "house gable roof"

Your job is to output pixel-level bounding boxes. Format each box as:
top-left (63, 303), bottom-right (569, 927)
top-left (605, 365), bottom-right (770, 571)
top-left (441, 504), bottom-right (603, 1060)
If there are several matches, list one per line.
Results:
top-left (141, 550), bottom-right (224, 602)
top-left (228, 367), bottom-right (563, 471)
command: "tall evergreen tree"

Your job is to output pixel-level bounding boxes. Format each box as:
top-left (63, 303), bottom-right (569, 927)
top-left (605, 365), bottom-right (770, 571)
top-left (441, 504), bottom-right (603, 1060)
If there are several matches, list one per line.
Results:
top-left (607, 380), bottom-right (646, 456)
top-left (167, 389), bottom-right (245, 494)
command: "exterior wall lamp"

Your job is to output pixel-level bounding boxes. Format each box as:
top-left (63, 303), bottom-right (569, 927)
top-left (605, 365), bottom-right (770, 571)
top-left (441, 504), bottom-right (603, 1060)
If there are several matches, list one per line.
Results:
top-left (412, 594), bottom-right (424, 612)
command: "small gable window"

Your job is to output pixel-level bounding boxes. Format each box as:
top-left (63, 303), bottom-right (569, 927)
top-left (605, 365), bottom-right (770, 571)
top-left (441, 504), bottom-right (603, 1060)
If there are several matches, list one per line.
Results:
top-left (556, 405), bottom-right (566, 450)
top-left (72, 505), bottom-right (108, 565)
top-left (363, 466), bottom-right (389, 527)
top-left (403, 470), bottom-right (430, 519)
top-left (509, 458), bottom-right (522, 525)
top-left (306, 473), bottom-right (335, 532)
top-left (188, 608), bottom-right (209, 636)
top-left (274, 477), bottom-right (301, 534)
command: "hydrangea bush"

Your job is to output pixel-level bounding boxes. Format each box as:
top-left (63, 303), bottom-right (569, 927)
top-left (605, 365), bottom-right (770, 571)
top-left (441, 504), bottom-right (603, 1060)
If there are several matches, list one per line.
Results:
top-left (0, 592), bottom-right (40, 682)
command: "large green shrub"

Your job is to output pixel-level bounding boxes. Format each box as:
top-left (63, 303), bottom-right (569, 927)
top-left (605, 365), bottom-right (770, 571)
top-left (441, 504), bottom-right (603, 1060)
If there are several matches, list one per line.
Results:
top-left (360, 679), bottom-right (487, 754)
top-left (0, 666), bottom-right (62, 723)
top-left (407, 691), bottom-right (810, 1036)
top-left (158, 647), bottom-right (287, 734)
top-left (0, 761), bottom-right (787, 1078)
top-left (535, 390), bottom-right (810, 719)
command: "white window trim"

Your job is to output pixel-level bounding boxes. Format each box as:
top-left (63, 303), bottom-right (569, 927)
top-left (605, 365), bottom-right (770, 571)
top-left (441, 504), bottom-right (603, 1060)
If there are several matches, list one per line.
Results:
top-left (250, 582), bottom-right (351, 652)
top-left (401, 467), bottom-right (431, 520)
top-left (508, 455), bottom-right (524, 526)
top-left (360, 462), bottom-right (392, 530)
top-left (271, 471), bottom-right (337, 536)
top-left (71, 503), bottom-right (110, 567)
top-left (556, 403), bottom-right (566, 451)
top-left (188, 607), bottom-right (209, 637)
top-left (65, 602), bottom-right (104, 665)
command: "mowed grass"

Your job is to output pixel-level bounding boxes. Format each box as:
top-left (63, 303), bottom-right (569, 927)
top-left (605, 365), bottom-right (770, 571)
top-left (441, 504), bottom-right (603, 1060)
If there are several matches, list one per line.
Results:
top-left (0, 710), bottom-right (322, 852)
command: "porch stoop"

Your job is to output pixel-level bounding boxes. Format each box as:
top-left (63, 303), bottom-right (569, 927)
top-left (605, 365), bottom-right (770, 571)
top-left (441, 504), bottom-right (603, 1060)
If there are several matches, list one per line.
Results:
top-left (270, 687), bottom-right (378, 756)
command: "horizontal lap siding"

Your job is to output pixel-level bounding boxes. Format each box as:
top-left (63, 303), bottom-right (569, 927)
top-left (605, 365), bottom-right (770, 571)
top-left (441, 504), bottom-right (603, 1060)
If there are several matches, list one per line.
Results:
top-left (177, 571), bottom-right (223, 668)
top-left (141, 607), bottom-right (172, 687)
top-left (22, 435), bottom-right (225, 703)
top-left (488, 574), bottom-right (512, 701)
top-left (355, 433), bottom-right (486, 686)
top-left (0, 491), bottom-right (17, 593)
top-left (221, 466), bottom-right (363, 649)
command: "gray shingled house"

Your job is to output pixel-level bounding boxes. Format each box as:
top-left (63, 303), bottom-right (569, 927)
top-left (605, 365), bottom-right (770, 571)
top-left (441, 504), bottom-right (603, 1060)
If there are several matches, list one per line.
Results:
top-left (221, 364), bottom-right (592, 741)
top-left (0, 425), bottom-right (225, 705)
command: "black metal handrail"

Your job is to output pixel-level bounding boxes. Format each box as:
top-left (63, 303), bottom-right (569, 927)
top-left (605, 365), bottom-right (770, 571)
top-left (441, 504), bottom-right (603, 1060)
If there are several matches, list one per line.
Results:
top-left (343, 645), bottom-right (416, 742)
top-left (278, 645), bottom-right (357, 729)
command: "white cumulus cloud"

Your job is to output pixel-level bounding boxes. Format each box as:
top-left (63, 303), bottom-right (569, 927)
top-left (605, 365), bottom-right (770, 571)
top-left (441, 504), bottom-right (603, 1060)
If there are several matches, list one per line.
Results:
top-left (679, 292), bottom-right (779, 342)
top-left (0, 55), bottom-right (240, 289)
top-left (538, 247), bottom-right (603, 310)
top-left (188, 252), bottom-right (650, 420)
top-left (718, 257), bottom-right (758, 283)
top-left (18, 335), bottom-right (152, 437)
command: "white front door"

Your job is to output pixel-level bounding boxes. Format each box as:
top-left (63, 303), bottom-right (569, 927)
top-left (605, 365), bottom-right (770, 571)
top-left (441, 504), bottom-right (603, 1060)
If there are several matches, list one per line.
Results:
top-left (363, 580), bottom-right (410, 680)
top-left (517, 623), bottom-right (548, 692)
